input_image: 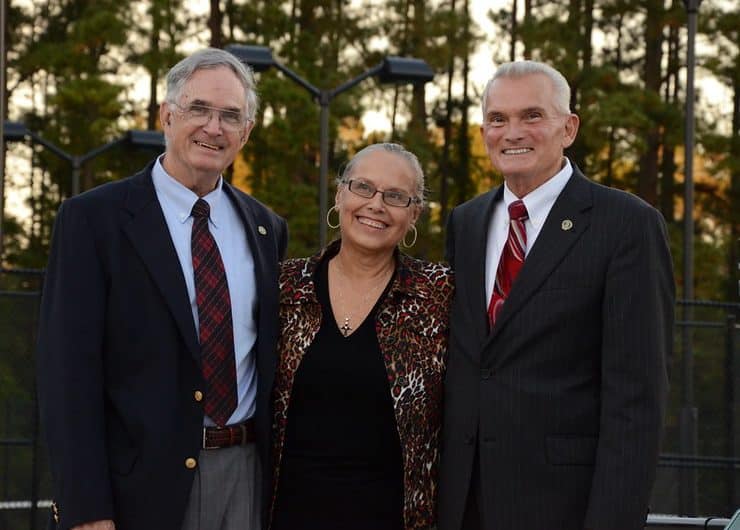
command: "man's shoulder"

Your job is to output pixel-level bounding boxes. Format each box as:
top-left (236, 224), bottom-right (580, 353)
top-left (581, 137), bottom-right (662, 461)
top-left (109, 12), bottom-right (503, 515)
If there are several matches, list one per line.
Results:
top-left (225, 183), bottom-right (285, 225)
top-left (61, 163), bottom-right (153, 213)
top-left (577, 173), bottom-right (660, 219)
top-left (450, 187), bottom-right (498, 217)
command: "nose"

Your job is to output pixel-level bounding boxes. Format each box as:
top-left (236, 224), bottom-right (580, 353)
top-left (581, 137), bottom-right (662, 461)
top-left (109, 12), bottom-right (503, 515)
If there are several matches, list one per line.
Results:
top-left (503, 119), bottom-right (525, 142)
top-left (368, 190), bottom-right (386, 210)
top-left (201, 110), bottom-right (223, 134)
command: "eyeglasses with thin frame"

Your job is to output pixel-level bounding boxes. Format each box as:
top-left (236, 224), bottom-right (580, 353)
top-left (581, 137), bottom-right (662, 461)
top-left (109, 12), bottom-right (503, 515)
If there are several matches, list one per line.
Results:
top-left (170, 102), bottom-right (250, 132)
top-left (345, 179), bottom-right (421, 208)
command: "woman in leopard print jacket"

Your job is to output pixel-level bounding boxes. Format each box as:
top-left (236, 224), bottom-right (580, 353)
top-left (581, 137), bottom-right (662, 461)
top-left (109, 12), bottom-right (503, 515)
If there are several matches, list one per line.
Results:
top-left (269, 143), bottom-right (454, 530)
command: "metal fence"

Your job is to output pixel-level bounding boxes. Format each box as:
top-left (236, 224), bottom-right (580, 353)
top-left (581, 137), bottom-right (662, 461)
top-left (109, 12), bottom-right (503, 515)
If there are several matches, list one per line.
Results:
top-left (0, 272), bottom-right (738, 528)
top-left (0, 268), bottom-right (46, 530)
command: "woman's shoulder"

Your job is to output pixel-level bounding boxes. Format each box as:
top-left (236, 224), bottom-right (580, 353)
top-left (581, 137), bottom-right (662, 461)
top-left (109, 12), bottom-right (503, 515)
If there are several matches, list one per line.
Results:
top-left (398, 254), bottom-right (454, 298)
top-left (279, 257), bottom-right (316, 290)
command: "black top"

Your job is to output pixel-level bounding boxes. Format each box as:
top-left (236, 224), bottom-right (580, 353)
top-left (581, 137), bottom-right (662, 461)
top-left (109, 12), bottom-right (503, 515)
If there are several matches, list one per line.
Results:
top-left (271, 256), bottom-right (404, 530)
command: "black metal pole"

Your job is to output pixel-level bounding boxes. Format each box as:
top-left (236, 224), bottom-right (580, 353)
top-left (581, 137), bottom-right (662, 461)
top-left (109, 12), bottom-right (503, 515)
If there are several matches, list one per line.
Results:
top-left (0, 0), bottom-right (7, 261)
top-left (679, 0), bottom-right (702, 515)
top-left (319, 94), bottom-right (329, 248)
top-left (728, 312), bottom-right (739, 513)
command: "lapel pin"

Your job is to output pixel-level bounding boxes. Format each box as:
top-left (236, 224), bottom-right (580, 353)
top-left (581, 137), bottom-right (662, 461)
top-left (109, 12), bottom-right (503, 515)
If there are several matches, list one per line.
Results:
top-left (561, 219), bottom-right (573, 231)
top-left (258, 225), bottom-right (267, 235)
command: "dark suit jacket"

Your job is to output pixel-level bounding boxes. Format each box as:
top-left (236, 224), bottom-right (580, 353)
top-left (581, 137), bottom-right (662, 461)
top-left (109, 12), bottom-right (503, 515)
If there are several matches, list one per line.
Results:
top-left (36, 161), bottom-right (287, 530)
top-left (438, 167), bottom-right (674, 530)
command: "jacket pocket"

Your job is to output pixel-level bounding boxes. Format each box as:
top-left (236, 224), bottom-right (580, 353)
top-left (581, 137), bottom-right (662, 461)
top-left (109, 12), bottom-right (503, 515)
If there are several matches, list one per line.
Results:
top-left (545, 435), bottom-right (597, 466)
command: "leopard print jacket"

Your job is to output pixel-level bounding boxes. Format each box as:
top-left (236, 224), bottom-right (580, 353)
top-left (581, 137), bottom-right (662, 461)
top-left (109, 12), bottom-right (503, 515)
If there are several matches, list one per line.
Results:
top-left (271, 240), bottom-right (454, 530)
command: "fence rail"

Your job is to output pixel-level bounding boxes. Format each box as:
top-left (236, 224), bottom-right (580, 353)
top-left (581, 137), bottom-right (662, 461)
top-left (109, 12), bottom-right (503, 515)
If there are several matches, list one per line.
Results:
top-left (1, 275), bottom-right (738, 529)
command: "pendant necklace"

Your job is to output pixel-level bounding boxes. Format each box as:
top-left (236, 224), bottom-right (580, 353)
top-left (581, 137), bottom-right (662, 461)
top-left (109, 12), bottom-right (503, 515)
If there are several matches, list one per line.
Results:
top-left (331, 259), bottom-right (393, 337)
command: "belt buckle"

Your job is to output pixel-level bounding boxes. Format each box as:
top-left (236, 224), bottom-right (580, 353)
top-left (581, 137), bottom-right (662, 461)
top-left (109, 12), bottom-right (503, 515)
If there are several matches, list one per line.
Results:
top-left (239, 423), bottom-right (247, 446)
top-left (202, 427), bottom-right (217, 450)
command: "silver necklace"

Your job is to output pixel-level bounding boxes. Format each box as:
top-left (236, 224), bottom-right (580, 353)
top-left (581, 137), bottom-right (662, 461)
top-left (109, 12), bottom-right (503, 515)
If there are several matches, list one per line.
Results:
top-left (331, 259), bottom-right (393, 337)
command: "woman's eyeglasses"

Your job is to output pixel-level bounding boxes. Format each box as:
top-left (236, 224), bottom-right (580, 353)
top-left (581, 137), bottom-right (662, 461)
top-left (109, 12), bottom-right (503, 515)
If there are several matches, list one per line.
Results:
top-left (346, 179), bottom-right (421, 208)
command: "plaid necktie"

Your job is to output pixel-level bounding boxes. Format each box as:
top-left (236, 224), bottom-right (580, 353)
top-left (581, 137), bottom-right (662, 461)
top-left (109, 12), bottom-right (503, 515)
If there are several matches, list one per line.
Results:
top-left (488, 199), bottom-right (529, 327)
top-left (191, 198), bottom-right (237, 427)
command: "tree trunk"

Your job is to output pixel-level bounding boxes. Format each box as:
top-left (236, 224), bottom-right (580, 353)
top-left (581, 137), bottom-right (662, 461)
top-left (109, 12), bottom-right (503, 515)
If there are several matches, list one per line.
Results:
top-left (523, 0), bottom-right (532, 59)
top-left (408, 0), bottom-right (427, 138)
top-left (440, 0), bottom-right (456, 224)
top-left (510, 0), bottom-right (517, 62)
top-left (659, 10), bottom-right (680, 222)
top-left (456, 0), bottom-right (471, 203)
top-left (637, 0), bottom-right (664, 205)
top-left (209, 0), bottom-right (222, 48)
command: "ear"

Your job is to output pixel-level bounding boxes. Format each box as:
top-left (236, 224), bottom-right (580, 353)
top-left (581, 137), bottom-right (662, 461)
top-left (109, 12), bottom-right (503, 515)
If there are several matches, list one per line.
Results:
top-left (240, 120), bottom-right (255, 147)
top-left (561, 113), bottom-right (580, 148)
top-left (410, 204), bottom-right (421, 224)
top-left (159, 102), bottom-right (172, 129)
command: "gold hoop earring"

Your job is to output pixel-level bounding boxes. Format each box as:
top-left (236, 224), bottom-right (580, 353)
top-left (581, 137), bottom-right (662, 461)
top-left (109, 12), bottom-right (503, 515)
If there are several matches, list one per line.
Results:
top-left (402, 225), bottom-right (418, 248)
top-left (326, 205), bottom-right (340, 229)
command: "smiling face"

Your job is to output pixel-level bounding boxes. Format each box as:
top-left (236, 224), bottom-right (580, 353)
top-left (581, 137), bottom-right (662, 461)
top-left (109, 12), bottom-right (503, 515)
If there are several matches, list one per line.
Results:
top-left (160, 66), bottom-right (253, 195)
top-left (336, 150), bottom-right (421, 256)
top-left (480, 73), bottom-right (579, 196)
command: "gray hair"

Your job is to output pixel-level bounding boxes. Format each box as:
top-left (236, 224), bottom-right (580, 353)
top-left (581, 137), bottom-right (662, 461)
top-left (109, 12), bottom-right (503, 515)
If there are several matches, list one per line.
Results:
top-left (337, 143), bottom-right (426, 208)
top-left (481, 60), bottom-right (571, 116)
top-left (165, 48), bottom-right (259, 121)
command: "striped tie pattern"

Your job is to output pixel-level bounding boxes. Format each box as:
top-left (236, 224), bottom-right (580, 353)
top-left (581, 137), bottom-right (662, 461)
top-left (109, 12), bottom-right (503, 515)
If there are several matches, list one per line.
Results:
top-left (191, 198), bottom-right (237, 427)
top-left (488, 199), bottom-right (529, 327)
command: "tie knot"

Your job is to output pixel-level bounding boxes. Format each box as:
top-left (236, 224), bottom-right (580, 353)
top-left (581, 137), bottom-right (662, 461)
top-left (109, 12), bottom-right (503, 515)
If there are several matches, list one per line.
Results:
top-left (508, 200), bottom-right (528, 221)
top-left (191, 199), bottom-right (210, 219)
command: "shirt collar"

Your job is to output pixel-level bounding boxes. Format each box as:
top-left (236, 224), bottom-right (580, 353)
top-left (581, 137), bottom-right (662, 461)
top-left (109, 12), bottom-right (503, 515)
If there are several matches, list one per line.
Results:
top-left (152, 155), bottom-right (225, 227)
top-left (502, 157), bottom-right (572, 230)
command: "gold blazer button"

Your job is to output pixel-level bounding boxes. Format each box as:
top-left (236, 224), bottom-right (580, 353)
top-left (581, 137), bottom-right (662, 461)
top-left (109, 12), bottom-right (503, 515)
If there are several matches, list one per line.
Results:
top-left (185, 457), bottom-right (197, 469)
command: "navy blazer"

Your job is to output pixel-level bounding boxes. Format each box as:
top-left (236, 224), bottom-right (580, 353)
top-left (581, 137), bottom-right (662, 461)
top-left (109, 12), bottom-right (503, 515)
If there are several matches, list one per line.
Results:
top-left (438, 166), bottom-right (674, 530)
top-left (36, 161), bottom-right (287, 530)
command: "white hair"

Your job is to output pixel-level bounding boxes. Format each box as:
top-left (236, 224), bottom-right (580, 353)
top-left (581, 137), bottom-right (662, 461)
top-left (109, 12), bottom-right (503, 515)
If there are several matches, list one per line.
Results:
top-left (165, 48), bottom-right (259, 121)
top-left (480, 60), bottom-right (571, 116)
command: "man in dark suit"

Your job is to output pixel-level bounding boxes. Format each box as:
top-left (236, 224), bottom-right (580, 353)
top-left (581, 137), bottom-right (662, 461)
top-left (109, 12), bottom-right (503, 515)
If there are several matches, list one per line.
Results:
top-left (36, 48), bottom-right (287, 530)
top-left (438, 60), bottom-right (674, 530)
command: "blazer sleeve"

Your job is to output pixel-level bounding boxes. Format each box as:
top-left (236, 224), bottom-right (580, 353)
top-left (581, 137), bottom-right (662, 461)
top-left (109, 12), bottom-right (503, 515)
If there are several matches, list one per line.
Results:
top-left (584, 204), bottom-right (674, 530)
top-left (277, 215), bottom-right (288, 261)
top-left (36, 199), bottom-right (115, 529)
top-left (444, 208), bottom-right (456, 266)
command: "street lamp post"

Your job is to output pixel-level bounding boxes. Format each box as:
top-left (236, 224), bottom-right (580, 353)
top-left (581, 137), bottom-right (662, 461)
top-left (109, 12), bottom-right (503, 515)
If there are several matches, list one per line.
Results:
top-left (226, 44), bottom-right (434, 247)
top-left (3, 122), bottom-right (165, 196)
top-left (1, 122), bottom-right (165, 259)
top-left (679, 0), bottom-right (702, 516)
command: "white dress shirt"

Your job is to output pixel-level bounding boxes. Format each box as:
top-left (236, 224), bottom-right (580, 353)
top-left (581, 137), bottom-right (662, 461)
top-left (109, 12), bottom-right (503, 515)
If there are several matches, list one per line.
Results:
top-left (484, 158), bottom-right (573, 304)
top-left (152, 156), bottom-right (258, 426)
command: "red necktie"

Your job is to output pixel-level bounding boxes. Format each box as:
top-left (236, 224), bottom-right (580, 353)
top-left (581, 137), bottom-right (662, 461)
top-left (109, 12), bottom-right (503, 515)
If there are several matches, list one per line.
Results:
top-left (191, 198), bottom-right (237, 427)
top-left (488, 200), bottom-right (529, 327)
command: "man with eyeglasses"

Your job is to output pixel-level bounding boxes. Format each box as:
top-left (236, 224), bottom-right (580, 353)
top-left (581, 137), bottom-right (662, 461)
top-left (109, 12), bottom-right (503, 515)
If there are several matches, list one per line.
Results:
top-left (37, 48), bottom-right (287, 530)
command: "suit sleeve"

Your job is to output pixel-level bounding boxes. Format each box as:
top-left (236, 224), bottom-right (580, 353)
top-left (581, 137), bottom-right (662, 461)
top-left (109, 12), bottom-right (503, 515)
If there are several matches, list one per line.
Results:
top-left (584, 204), bottom-right (674, 530)
top-left (277, 215), bottom-right (288, 261)
top-left (36, 200), bottom-right (114, 529)
top-left (444, 208), bottom-right (456, 267)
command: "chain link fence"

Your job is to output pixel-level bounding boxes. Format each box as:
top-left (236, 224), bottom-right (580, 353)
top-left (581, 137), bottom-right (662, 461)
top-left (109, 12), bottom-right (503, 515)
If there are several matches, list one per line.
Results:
top-left (0, 271), bottom-right (738, 528)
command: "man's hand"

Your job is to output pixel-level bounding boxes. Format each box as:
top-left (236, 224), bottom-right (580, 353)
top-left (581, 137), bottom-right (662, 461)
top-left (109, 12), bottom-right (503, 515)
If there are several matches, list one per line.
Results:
top-left (72, 520), bottom-right (115, 530)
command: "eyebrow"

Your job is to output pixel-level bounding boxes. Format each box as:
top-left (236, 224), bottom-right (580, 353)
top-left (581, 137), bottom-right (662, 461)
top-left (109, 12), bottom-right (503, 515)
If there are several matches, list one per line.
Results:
top-left (189, 99), bottom-right (242, 113)
top-left (486, 106), bottom-right (547, 117)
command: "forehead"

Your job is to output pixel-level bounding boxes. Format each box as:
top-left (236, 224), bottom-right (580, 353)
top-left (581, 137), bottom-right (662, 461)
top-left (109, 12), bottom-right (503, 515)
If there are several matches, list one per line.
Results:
top-left (484, 73), bottom-right (557, 115)
top-left (179, 66), bottom-right (246, 109)
top-left (351, 150), bottom-right (416, 190)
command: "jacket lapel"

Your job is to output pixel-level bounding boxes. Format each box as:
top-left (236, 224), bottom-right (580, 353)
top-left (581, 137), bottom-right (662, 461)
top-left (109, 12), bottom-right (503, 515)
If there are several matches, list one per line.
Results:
top-left (460, 188), bottom-right (501, 350)
top-left (121, 166), bottom-right (201, 361)
top-left (486, 169), bottom-right (593, 346)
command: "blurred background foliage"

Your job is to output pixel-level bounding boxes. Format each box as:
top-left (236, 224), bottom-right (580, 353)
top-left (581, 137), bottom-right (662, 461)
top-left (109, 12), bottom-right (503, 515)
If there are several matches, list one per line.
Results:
top-left (1, 0), bottom-right (739, 525)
